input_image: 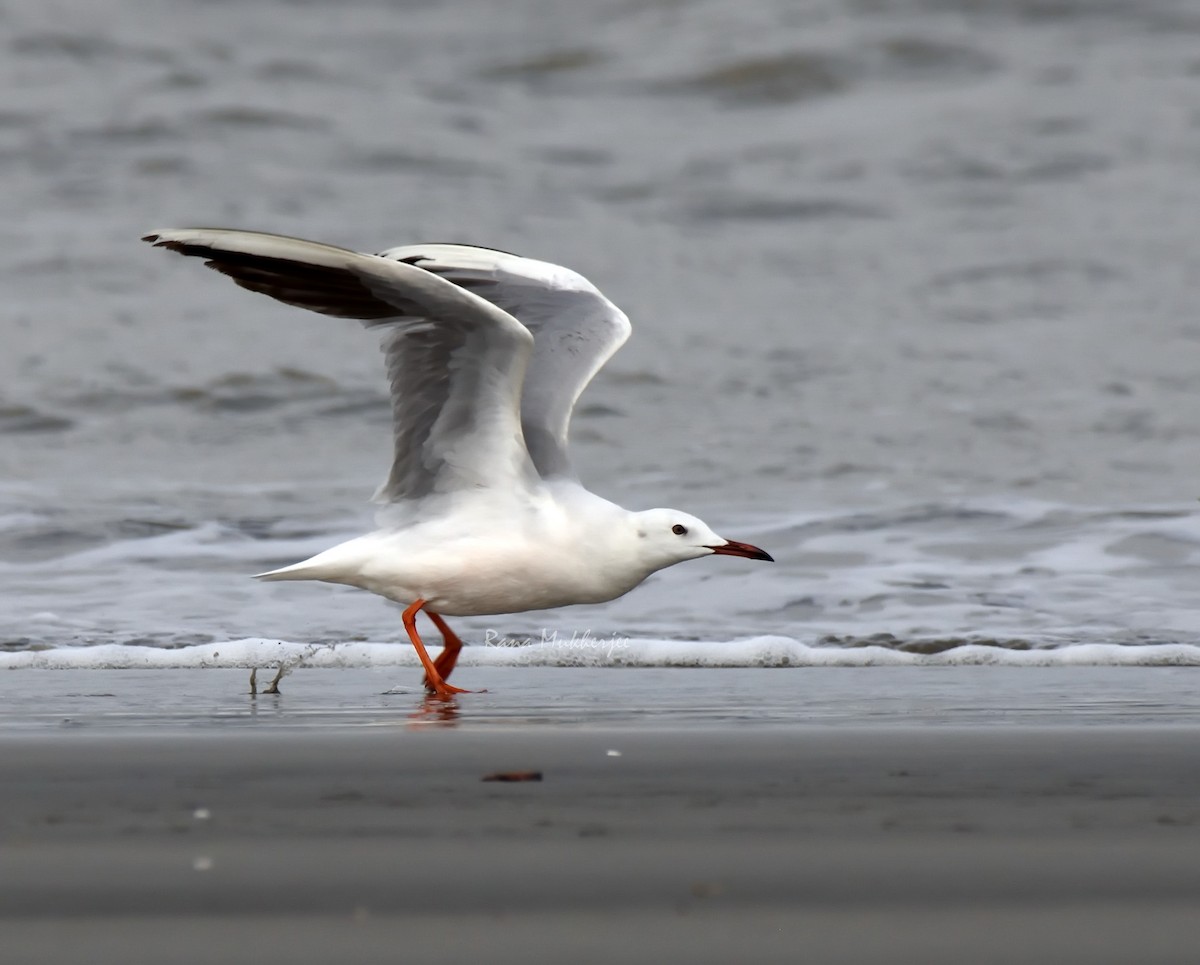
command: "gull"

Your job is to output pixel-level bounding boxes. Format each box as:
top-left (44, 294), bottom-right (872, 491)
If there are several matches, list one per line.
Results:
top-left (143, 228), bottom-right (773, 698)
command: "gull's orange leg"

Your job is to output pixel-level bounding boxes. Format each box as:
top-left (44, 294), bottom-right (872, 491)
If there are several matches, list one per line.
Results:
top-left (425, 610), bottom-right (464, 689)
top-left (403, 599), bottom-right (471, 699)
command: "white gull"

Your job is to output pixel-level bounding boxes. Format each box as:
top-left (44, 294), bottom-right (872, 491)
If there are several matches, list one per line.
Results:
top-left (143, 228), bottom-right (773, 698)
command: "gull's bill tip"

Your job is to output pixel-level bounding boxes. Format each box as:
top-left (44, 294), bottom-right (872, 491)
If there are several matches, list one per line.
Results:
top-left (707, 539), bottom-right (774, 562)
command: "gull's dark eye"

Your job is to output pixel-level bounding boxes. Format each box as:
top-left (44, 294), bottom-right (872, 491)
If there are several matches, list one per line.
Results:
top-left (672, 524), bottom-right (688, 536)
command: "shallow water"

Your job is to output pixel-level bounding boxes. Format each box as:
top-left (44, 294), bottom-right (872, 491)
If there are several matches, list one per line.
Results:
top-left (3, 0), bottom-right (1200, 662)
top-left (4, 667), bottom-right (1199, 731)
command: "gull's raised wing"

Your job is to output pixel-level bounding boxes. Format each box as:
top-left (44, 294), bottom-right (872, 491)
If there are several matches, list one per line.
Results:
top-left (143, 228), bottom-right (537, 503)
top-left (375, 243), bottom-right (631, 479)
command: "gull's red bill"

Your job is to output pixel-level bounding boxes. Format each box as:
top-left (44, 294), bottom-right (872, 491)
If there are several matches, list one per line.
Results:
top-left (706, 540), bottom-right (774, 562)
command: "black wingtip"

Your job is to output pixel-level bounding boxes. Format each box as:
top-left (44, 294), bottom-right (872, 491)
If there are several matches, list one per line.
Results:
top-left (141, 232), bottom-right (194, 253)
top-left (144, 236), bottom-right (211, 258)
top-left (141, 232), bottom-right (186, 251)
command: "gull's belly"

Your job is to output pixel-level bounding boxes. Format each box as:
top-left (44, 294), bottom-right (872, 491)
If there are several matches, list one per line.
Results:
top-left (356, 540), bottom-right (640, 617)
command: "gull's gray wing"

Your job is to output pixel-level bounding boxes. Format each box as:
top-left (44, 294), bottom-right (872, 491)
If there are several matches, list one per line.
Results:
top-left (143, 228), bottom-right (537, 502)
top-left (376, 243), bottom-right (631, 479)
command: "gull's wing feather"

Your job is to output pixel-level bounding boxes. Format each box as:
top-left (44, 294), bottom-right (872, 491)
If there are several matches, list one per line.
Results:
top-left (377, 243), bottom-right (631, 478)
top-left (143, 228), bottom-right (537, 502)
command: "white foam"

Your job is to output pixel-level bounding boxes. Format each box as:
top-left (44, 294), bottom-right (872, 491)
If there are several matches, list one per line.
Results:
top-left (4, 636), bottom-right (1199, 670)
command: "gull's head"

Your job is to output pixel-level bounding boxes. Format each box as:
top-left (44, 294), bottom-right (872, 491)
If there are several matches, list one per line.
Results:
top-left (630, 509), bottom-right (774, 571)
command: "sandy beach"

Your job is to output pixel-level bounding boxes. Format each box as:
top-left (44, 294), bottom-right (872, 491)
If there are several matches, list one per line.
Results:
top-left (4, 668), bottom-right (1199, 964)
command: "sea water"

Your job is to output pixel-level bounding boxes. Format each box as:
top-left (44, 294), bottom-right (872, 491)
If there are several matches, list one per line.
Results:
top-left (3, 0), bottom-right (1200, 670)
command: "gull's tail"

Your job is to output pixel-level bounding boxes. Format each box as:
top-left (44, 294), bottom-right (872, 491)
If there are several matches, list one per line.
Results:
top-left (254, 538), bottom-right (369, 583)
top-left (254, 560), bottom-right (322, 582)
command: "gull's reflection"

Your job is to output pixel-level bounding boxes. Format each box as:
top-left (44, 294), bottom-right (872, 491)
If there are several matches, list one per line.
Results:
top-left (406, 693), bottom-right (462, 727)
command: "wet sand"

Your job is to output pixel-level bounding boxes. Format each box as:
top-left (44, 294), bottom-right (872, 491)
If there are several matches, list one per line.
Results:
top-left (4, 668), bottom-right (1200, 963)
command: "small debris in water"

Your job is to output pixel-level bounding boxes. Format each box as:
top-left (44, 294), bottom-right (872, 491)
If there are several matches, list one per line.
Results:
top-left (482, 770), bottom-right (543, 782)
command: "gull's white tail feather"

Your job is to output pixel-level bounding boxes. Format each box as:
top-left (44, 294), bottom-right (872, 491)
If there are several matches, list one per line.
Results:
top-left (253, 540), bottom-right (369, 583)
top-left (254, 561), bottom-right (326, 582)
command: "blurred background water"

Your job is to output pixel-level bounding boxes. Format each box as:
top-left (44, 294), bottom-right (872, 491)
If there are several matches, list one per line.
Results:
top-left (3, 0), bottom-right (1200, 661)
